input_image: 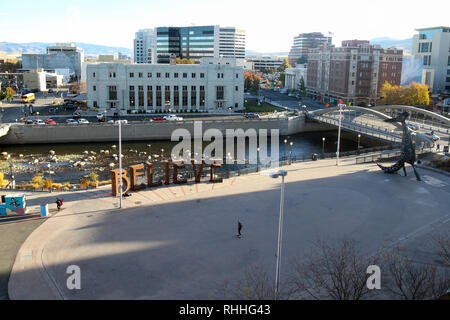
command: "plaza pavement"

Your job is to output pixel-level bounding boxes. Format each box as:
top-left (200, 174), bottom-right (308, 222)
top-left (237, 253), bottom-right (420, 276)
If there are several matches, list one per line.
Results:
top-left (7, 157), bottom-right (450, 299)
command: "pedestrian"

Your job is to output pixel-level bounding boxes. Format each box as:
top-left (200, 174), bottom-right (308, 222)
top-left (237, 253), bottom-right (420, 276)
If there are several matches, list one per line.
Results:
top-left (237, 220), bottom-right (242, 238)
top-left (55, 198), bottom-right (63, 210)
top-left (437, 143), bottom-right (440, 151)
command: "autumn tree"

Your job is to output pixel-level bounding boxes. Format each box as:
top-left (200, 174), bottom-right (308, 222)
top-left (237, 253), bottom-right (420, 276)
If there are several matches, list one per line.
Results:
top-left (380, 82), bottom-right (429, 106)
top-left (175, 58), bottom-right (196, 64)
top-left (277, 58), bottom-right (291, 73)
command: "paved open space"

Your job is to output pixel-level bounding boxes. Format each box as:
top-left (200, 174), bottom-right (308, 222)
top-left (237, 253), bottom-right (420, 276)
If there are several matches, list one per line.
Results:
top-left (7, 158), bottom-right (450, 299)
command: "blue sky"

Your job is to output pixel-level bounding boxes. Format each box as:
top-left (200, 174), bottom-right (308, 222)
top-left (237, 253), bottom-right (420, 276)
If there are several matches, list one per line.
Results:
top-left (0, 0), bottom-right (448, 52)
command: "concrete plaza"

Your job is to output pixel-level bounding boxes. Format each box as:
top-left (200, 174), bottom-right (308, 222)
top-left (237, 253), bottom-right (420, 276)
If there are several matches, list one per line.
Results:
top-left (8, 158), bottom-right (450, 299)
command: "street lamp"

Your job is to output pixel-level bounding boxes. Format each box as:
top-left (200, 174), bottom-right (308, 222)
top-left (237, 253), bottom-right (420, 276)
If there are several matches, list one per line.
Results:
top-left (104, 109), bottom-right (107, 122)
top-left (357, 134), bottom-right (361, 151)
top-left (269, 169), bottom-right (288, 299)
top-left (289, 142), bottom-right (293, 164)
top-left (284, 139), bottom-right (287, 160)
top-left (336, 103), bottom-right (343, 166)
top-left (47, 163), bottom-right (52, 193)
top-left (118, 121), bottom-right (123, 208)
top-left (256, 147), bottom-right (260, 172)
top-left (161, 148), bottom-right (164, 158)
top-left (322, 137), bottom-right (326, 154)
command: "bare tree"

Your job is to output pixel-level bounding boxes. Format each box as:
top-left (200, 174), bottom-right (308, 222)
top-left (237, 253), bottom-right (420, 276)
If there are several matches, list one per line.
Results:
top-left (288, 237), bottom-right (376, 300)
top-left (381, 249), bottom-right (449, 300)
top-left (215, 266), bottom-right (293, 300)
top-left (433, 233), bottom-right (450, 267)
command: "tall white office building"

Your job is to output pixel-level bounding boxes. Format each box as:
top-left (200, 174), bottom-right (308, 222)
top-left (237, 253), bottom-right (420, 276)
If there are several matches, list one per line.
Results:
top-left (134, 29), bottom-right (157, 64)
top-left (219, 27), bottom-right (246, 59)
top-left (412, 26), bottom-right (450, 93)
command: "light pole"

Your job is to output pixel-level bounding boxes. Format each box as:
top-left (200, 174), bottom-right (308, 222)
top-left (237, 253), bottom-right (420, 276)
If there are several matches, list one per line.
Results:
top-left (47, 163), bottom-right (52, 193)
top-left (357, 134), bottom-right (361, 152)
top-left (289, 142), bottom-right (293, 164)
top-left (118, 121), bottom-right (123, 208)
top-left (161, 148), bottom-right (164, 158)
top-left (336, 103), bottom-right (343, 166)
top-left (284, 139), bottom-right (287, 160)
top-left (269, 169), bottom-right (288, 299)
top-left (256, 147), bottom-right (260, 172)
top-left (322, 137), bottom-right (326, 154)
top-left (104, 109), bottom-right (107, 122)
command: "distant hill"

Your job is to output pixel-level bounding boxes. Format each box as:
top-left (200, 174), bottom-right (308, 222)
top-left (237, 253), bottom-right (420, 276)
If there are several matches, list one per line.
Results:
top-left (370, 37), bottom-right (412, 53)
top-left (0, 42), bottom-right (133, 58)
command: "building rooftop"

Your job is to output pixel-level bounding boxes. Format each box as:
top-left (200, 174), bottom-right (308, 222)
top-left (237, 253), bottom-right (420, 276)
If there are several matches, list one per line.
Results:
top-left (415, 26), bottom-right (450, 31)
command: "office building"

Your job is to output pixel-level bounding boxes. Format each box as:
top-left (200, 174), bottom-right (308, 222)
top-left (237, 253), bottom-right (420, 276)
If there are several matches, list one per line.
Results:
top-left (306, 40), bottom-right (403, 106)
top-left (412, 26), bottom-right (450, 93)
top-left (0, 72), bottom-right (24, 91)
top-left (21, 43), bottom-right (84, 79)
top-left (245, 56), bottom-right (284, 71)
top-left (23, 68), bottom-right (47, 92)
top-left (219, 27), bottom-right (246, 59)
top-left (288, 32), bottom-right (332, 67)
top-left (134, 29), bottom-right (157, 64)
top-left (87, 57), bottom-right (244, 111)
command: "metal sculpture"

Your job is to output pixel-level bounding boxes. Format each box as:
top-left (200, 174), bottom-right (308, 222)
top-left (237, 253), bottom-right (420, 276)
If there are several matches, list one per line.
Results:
top-left (377, 112), bottom-right (421, 181)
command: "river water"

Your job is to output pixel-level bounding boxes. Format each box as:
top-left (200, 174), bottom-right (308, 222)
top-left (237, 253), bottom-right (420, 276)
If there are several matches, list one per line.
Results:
top-left (0, 131), bottom-right (386, 185)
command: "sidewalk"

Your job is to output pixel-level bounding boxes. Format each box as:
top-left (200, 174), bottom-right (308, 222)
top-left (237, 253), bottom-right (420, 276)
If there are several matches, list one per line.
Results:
top-left (7, 157), bottom-right (450, 299)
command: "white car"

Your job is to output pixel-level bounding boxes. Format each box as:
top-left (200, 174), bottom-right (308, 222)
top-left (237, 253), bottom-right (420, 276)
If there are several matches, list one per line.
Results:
top-left (78, 118), bottom-right (89, 124)
top-left (164, 114), bottom-right (183, 121)
top-left (97, 112), bottom-right (106, 121)
top-left (107, 120), bottom-right (115, 123)
top-left (34, 119), bottom-right (45, 125)
top-left (66, 118), bottom-right (78, 125)
top-left (425, 131), bottom-right (440, 142)
top-left (115, 119), bottom-right (128, 124)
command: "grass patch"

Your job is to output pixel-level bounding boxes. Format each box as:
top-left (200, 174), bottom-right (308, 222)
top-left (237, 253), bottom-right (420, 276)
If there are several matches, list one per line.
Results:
top-left (238, 101), bottom-right (286, 113)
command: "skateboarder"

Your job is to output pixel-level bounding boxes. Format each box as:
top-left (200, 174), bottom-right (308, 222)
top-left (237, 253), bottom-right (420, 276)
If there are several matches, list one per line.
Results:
top-left (56, 198), bottom-right (63, 210)
top-left (237, 220), bottom-right (242, 238)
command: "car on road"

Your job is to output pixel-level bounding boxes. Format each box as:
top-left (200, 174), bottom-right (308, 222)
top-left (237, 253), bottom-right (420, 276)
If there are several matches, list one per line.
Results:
top-left (97, 112), bottom-right (106, 121)
top-left (44, 119), bottom-right (56, 125)
top-left (65, 104), bottom-right (77, 110)
top-left (164, 114), bottom-right (183, 121)
top-left (34, 119), bottom-right (45, 125)
top-left (72, 111), bottom-right (81, 118)
top-left (78, 118), bottom-right (89, 124)
top-left (107, 119), bottom-right (115, 123)
top-left (48, 89), bottom-right (54, 93)
top-left (407, 123), bottom-right (419, 130)
top-left (115, 119), bottom-right (128, 124)
top-left (152, 116), bottom-right (165, 122)
top-left (245, 113), bottom-right (260, 119)
top-left (25, 119), bottom-right (34, 125)
top-left (425, 131), bottom-right (440, 142)
top-left (66, 118), bottom-right (78, 125)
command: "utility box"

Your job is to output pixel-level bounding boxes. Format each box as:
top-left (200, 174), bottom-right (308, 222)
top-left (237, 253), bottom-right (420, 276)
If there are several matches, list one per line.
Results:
top-left (40, 204), bottom-right (49, 217)
top-left (0, 193), bottom-right (27, 215)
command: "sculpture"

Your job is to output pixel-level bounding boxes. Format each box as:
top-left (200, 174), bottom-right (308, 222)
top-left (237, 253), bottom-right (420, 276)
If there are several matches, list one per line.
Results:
top-left (377, 112), bottom-right (421, 181)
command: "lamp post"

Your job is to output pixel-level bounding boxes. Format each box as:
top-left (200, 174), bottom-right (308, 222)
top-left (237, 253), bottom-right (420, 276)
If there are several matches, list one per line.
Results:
top-left (269, 169), bottom-right (288, 299)
top-left (322, 137), bottom-right (326, 154)
top-left (104, 109), bottom-right (107, 122)
top-left (118, 120), bottom-right (123, 208)
top-left (284, 139), bottom-right (287, 160)
top-left (256, 147), bottom-right (260, 172)
top-left (357, 134), bottom-right (361, 152)
top-left (336, 103), bottom-right (343, 166)
top-left (289, 142), bottom-right (293, 164)
top-left (47, 163), bottom-right (52, 193)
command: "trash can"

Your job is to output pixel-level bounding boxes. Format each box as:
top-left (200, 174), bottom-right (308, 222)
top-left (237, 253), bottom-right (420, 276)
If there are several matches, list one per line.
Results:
top-left (444, 146), bottom-right (449, 153)
top-left (312, 153), bottom-right (318, 161)
top-left (40, 204), bottom-right (49, 217)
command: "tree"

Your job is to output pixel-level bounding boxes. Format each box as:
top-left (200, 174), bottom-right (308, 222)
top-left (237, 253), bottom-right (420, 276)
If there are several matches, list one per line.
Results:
top-left (277, 58), bottom-right (291, 73)
top-left (298, 76), bottom-right (306, 96)
top-left (380, 82), bottom-right (429, 106)
top-left (5, 87), bottom-right (15, 101)
top-left (279, 72), bottom-right (286, 85)
top-left (176, 58), bottom-right (196, 64)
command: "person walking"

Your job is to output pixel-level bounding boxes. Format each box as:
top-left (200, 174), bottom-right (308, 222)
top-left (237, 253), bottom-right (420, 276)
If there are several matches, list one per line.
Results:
top-left (237, 220), bottom-right (242, 238)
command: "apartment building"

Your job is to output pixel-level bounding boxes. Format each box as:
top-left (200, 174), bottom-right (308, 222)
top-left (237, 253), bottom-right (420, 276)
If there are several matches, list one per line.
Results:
top-left (306, 40), bottom-right (403, 106)
top-left (412, 26), bottom-right (450, 93)
top-left (87, 58), bottom-right (244, 112)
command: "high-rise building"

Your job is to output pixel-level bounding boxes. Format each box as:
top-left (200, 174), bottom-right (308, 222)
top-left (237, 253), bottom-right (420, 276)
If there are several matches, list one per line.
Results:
top-left (134, 29), bottom-right (157, 64)
top-left (306, 41), bottom-right (403, 106)
top-left (288, 32), bottom-right (332, 67)
top-left (412, 26), bottom-right (450, 93)
top-left (219, 27), bottom-right (246, 59)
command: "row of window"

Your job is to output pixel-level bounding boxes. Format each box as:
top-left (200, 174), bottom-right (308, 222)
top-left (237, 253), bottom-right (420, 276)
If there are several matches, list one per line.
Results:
top-left (93, 71), bottom-right (240, 79)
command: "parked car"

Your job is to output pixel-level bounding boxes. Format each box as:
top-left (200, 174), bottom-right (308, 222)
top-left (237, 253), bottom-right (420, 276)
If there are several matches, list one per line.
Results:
top-left (425, 131), bottom-right (440, 142)
top-left (407, 123), bottom-right (419, 131)
top-left (152, 116), bottom-right (165, 122)
top-left (164, 114), bottom-right (183, 121)
top-left (107, 120), bottom-right (115, 123)
top-left (115, 119), bottom-right (128, 124)
top-left (245, 113), bottom-right (259, 119)
top-left (72, 111), bottom-right (81, 119)
top-left (78, 118), bottom-right (89, 124)
top-left (97, 112), bottom-right (106, 121)
top-left (66, 118), bottom-right (78, 125)
top-left (44, 119), bottom-right (56, 125)
top-left (25, 119), bottom-right (34, 125)
top-left (48, 89), bottom-right (54, 93)
top-left (34, 119), bottom-right (45, 125)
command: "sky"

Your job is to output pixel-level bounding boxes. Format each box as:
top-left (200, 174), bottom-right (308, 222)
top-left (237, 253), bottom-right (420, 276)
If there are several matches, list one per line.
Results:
top-left (0, 0), bottom-right (449, 53)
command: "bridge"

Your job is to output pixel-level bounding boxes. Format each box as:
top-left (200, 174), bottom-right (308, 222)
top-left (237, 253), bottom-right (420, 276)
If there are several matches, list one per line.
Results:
top-left (306, 105), bottom-right (450, 147)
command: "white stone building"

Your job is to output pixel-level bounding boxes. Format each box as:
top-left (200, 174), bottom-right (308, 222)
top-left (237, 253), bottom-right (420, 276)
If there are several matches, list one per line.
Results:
top-left (23, 69), bottom-right (46, 91)
top-left (285, 65), bottom-right (307, 91)
top-left (412, 26), bottom-right (450, 93)
top-left (87, 58), bottom-right (244, 112)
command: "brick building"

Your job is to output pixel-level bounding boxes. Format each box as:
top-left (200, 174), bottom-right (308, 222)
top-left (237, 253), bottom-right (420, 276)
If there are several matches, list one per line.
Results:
top-left (306, 40), bottom-right (403, 106)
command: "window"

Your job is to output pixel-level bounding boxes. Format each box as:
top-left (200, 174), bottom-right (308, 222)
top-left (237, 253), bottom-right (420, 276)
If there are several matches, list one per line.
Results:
top-left (183, 73), bottom-right (187, 78)
top-left (156, 86), bottom-right (162, 107)
top-left (191, 86), bottom-right (196, 106)
top-left (165, 86), bottom-right (171, 106)
top-left (129, 86), bottom-right (135, 107)
top-left (148, 72), bottom-right (152, 78)
top-left (93, 72), bottom-right (96, 78)
top-left (182, 86), bottom-right (188, 107)
top-left (200, 73), bottom-right (205, 78)
top-left (130, 72), bottom-right (134, 78)
top-left (157, 72), bottom-right (161, 78)
top-left (235, 86), bottom-right (238, 91)
top-left (192, 73), bottom-right (196, 78)
top-left (165, 72), bottom-right (170, 78)
top-left (217, 73), bottom-right (223, 79)
top-left (108, 86), bottom-right (117, 100)
top-left (113, 72), bottom-right (116, 78)
top-left (236, 73), bottom-right (239, 79)
top-left (216, 86), bottom-right (224, 100)
top-left (174, 86), bottom-right (179, 106)
top-left (139, 72), bottom-right (143, 78)
top-left (235, 103), bottom-right (238, 108)
top-left (174, 73), bottom-right (179, 78)
top-left (147, 86), bottom-right (153, 107)
top-left (138, 85), bottom-right (144, 107)
top-left (93, 85), bottom-right (96, 91)
top-left (200, 86), bottom-right (205, 107)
